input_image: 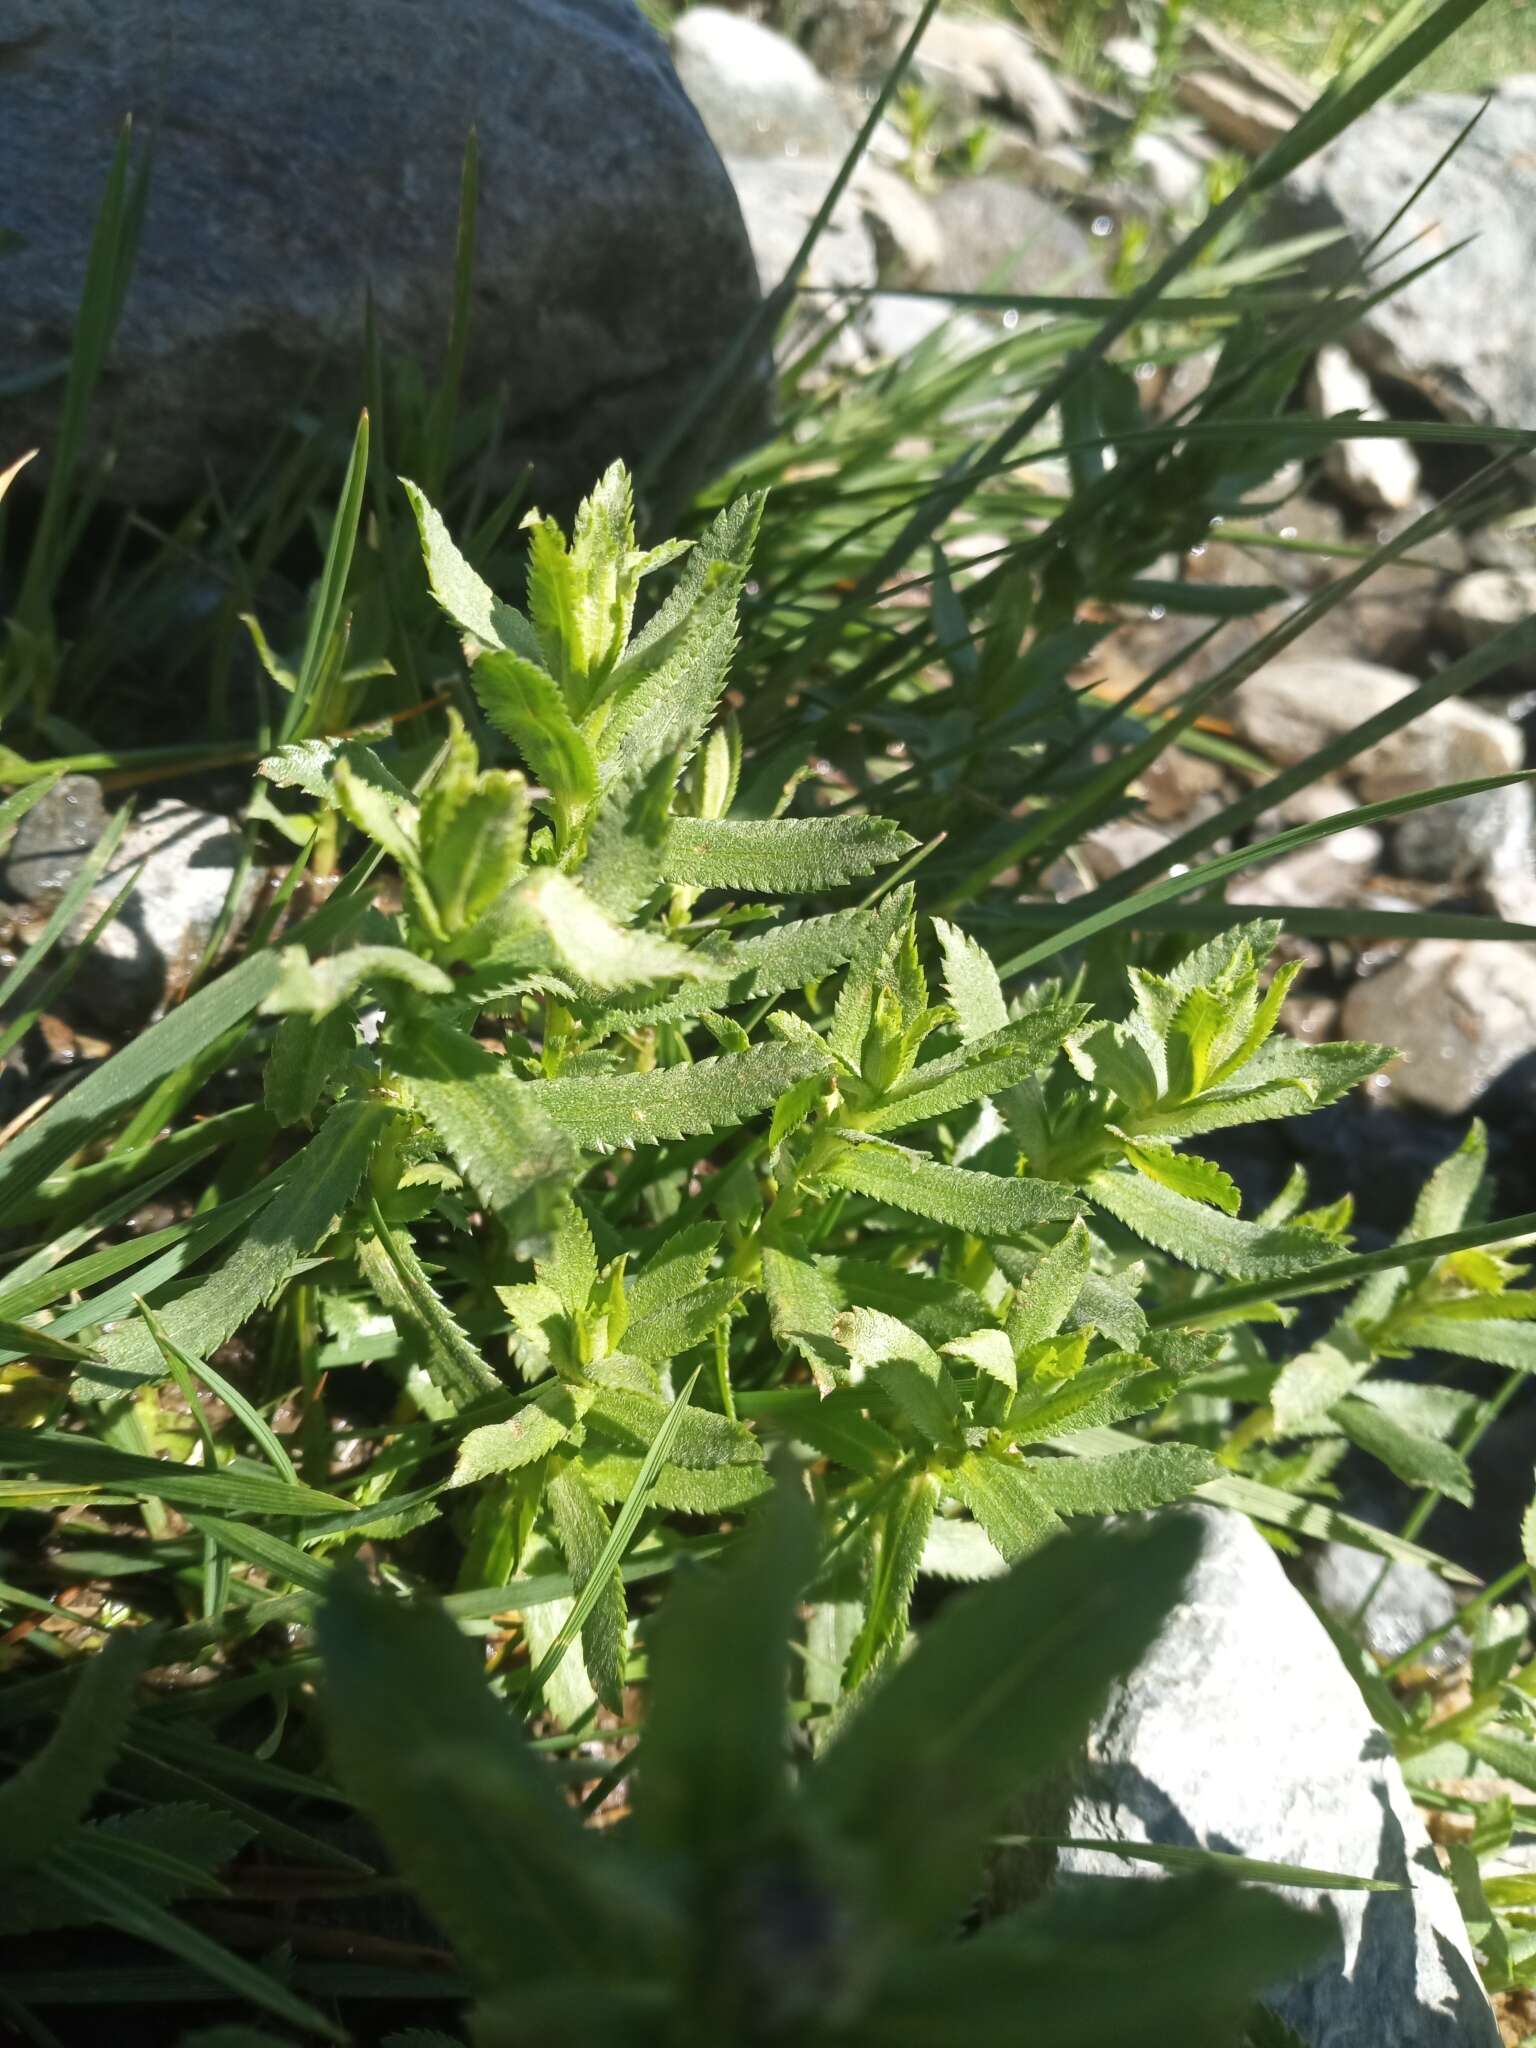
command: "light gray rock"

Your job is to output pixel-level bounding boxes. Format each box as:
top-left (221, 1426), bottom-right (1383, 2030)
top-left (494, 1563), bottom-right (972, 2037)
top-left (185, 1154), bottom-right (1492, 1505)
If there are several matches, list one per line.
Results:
top-left (1230, 657), bottom-right (1417, 764)
top-left (1127, 131), bottom-right (1210, 213)
top-left (672, 5), bottom-right (853, 159)
top-left (1466, 525), bottom-right (1536, 577)
top-left (1392, 781), bottom-right (1533, 886)
top-left (1283, 80), bottom-right (1536, 447)
top-left (1, 0), bottom-right (763, 508)
top-left (1308, 345), bottom-right (1421, 514)
top-left (853, 165), bottom-right (943, 286)
top-left (1354, 694), bottom-right (1522, 805)
top-left (926, 176), bottom-right (1103, 298)
top-left (724, 155), bottom-right (879, 304)
top-left (0, 776), bottom-right (258, 1030)
top-left (1228, 825), bottom-right (1382, 909)
top-left (1342, 940), bottom-right (1536, 1115)
top-left (910, 13), bottom-right (1082, 146)
top-left (1229, 661), bottom-right (1525, 836)
top-left (1439, 570), bottom-right (1536, 677)
top-left (1308, 1540), bottom-right (1470, 1680)
top-left (1058, 1507), bottom-right (1499, 2047)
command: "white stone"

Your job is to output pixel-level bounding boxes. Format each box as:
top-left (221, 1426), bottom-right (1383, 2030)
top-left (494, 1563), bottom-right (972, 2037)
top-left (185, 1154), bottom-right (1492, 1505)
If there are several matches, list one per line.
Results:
top-left (1059, 1507), bottom-right (1500, 2047)
top-left (852, 164), bottom-right (943, 285)
top-left (1231, 657), bottom-right (1417, 765)
top-left (1308, 345), bottom-right (1422, 513)
top-left (672, 6), bottom-right (852, 160)
top-left (911, 14), bottom-right (1080, 144)
top-left (1228, 826), bottom-right (1381, 909)
top-left (1342, 940), bottom-right (1536, 1115)
top-left (1439, 569), bottom-right (1536, 671)
top-left (1355, 694), bottom-right (1522, 803)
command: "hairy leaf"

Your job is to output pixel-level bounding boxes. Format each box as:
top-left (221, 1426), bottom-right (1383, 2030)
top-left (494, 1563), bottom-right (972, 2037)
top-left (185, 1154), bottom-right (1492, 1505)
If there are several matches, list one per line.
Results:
top-left (658, 814), bottom-right (916, 892)
top-left (933, 917), bottom-right (1009, 1044)
top-left (1089, 1169), bottom-right (1335, 1281)
top-left (818, 1136), bottom-right (1084, 1236)
top-left (525, 1042), bottom-right (827, 1150)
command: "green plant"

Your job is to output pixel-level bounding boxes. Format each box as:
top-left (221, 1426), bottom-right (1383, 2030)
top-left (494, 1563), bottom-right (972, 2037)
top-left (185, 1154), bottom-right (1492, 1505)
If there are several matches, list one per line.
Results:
top-left (310, 1477), bottom-right (1330, 2047)
top-left (6, 1), bottom-right (1536, 2036)
top-left (12, 462), bottom-right (1516, 1752)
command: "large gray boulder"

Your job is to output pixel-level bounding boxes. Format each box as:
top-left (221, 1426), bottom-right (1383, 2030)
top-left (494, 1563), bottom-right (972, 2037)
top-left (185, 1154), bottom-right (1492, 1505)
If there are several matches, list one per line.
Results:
top-left (0, 0), bottom-right (763, 507)
top-left (1283, 79), bottom-right (1536, 440)
top-left (1057, 1508), bottom-right (1499, 2047)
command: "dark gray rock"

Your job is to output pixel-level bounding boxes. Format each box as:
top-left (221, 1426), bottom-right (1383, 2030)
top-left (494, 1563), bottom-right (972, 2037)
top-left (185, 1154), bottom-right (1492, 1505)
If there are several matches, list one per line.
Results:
top-left (1307, 1540), bottom-right (1470, 1679)
top-left (1058, 1507), bottom-right (1499, 2046)
top-left (0, 775), bottom-right (257, 1030)
top-left (1283, 79), bottom-right (1536, 445)
top-left (1, 0), bottom-right (763, 508)
top-left (925, 176), bottom-right (1103, 297)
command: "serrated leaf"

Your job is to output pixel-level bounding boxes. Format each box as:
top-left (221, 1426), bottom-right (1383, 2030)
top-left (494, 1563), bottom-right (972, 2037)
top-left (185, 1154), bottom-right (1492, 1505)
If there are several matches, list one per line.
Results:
top-left (829, 886), bottom-right (913, 1070)
top-left (1116, 1136), bottom-right (1240, 1215)
top-left (597, 493), bottom-right (762, 780)
top-left (861, 1009), bottom-right (1081, 1135)
top-left (818, 1135), bottom-right (1083, 1237)
top-left (0, 1628), bottom-right (150, 1877)
top-left (473, 650), bottom-right (597, 811)
top-left (947, 1452), bottom-right (1061, 1561)
top-left (450, 1384), bottom-right (589, 1487)
top-left (1270, 1328), bottom-right (1375, 1435)
top-left (657, 814), bottom-right (916, 892)
top-left (332, 752), bottom-right (421, 875)
top-left (848, 1469), bottom-right (940, 1679)
top-left (623, 1278), bottom-right (741, 1362)
top-left (1132, 1076), bottom-right (1317, 1141)
top-left (770, 1066), bottom-right (833, 1150)
top-left (1394, 1314), bottom-right (1536, 1372)
top-left (83, 1100), bottom-right (390, 1398)
top-left (943, 1327), bottom-right (1017, 1391)
top-left (1411, 1121), bottom-right (1489, 1239)
top-left (401, 476), bottom-right (542, 658)
top-left (933, 917), bottom-right (1009, 1044)
top-left (832, 1308), bottom-right (965, 1449)
top-left (1337, 1398), bottom-right (1474, 1505)
top-left (1228, 1036), bottom-right (1390, 1108)
top-left (585, 1385), bottom-right (758, 1470)
top-left (578, 1455), bottom-right (772, 1516)
top-left (1005, 1221), bottom-right (1093, 1352)
top-left (421, 767), bottom-right (528, 938)
top-left (358, 1207), bottom-right (502, 1409)
top-left (262, 943), bottom-right (452, 1018)
top-left (264, 1007), bottom-right (357, 1127)
top-left (1089, 1168), bottom-right (1335, 1282)
top-left (391, 1015), bottom-right (576, 1218)
top-left (525, 1042), bottom-right (827, 1150)
top-left (509, 870), bottom-right (701, 992)
top-left (1021, 1443), bottom-right (1218, 1514)
top-left (626, 1225), bottom-right (720, 1322)
top-left (920, 1516), bottom-right (1008, 1581)
top-left (1009, 1352), bottom-right (1176, 1444)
